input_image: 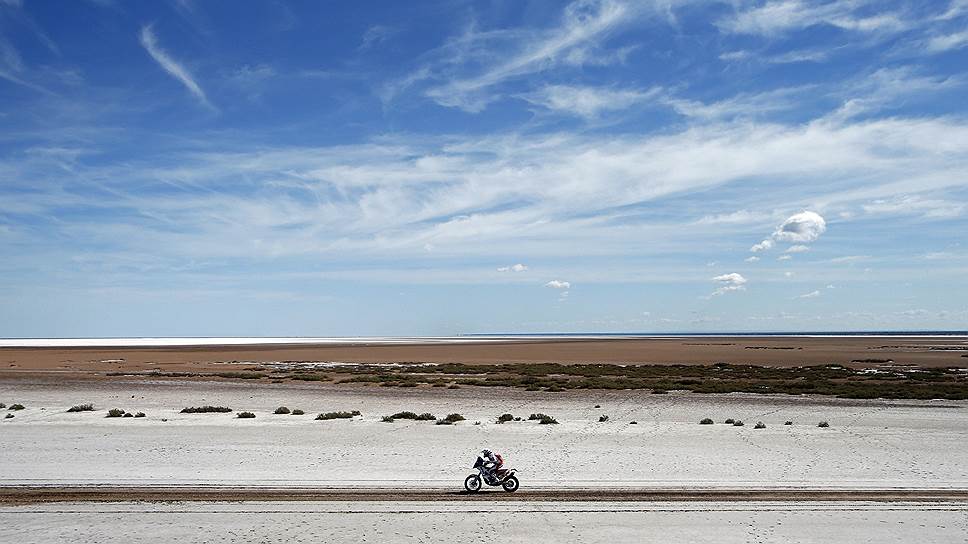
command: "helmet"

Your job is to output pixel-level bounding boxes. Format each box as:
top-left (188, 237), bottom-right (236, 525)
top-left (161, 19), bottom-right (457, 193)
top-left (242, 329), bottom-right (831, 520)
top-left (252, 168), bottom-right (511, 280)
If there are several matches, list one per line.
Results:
top-left (481, 449), bottom-right (491, 456)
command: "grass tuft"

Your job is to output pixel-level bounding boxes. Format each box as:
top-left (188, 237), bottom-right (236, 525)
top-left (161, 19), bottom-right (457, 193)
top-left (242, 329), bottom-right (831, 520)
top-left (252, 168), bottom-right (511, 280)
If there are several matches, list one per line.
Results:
top-left (106, 408), bottom-right (125, 418)
top-left (67, 403), bottom-right (94, 413)
top-left (598, 414), bottom-right (609, 422)
top-left (496, 413), bottom-right (514, 424)
top-left (818, 421), bottom-right (830, 428)
top-left (732, 420), bottom-right (745, 427)
top-left (539, 414), bottom-right (559, 425)
top-left (237, 411), bottom-right (256, 419)
top-left (9, 404), bottom-right (25, 411)
top-left (754, 421), bottom-right (766, 429)
top-left (274, 406), bottom-right (291, 414)
top-left (699, 418), bottom-right (714, 425)
top-left (724, 418), bottom-right (735, 424)
top-left (784, 420), bottom-right (793, 425)
top-left (315, 411), bottom-right (360, 420)
top-left (134, 412), bottom-right (145, 418)
top-left (291, 409), bottom-right (305, 415)
top-left (435, 413), bottom-right (465, 425)
top-left (381, 415), bottom-right (394, 423)
top-left (181, 406), bottom-right (232, 413)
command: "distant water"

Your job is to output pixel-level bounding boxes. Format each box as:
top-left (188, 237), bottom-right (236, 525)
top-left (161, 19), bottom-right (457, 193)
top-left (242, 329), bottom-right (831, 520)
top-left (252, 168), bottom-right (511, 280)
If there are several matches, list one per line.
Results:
top-left (1, 331), bottom-right (965, 348)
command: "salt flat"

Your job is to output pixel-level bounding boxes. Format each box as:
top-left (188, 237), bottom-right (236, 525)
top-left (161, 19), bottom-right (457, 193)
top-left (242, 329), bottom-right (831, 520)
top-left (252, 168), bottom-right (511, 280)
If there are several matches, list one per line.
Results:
top-left (1, 501), bottom-right (966, 543)
top-left (1, 378), bottom-right (966, 489)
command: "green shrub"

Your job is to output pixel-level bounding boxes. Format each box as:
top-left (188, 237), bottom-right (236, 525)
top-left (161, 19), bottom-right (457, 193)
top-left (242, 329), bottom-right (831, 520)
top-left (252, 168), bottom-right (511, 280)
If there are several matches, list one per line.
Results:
top-left (134, 412), bottom-right (145, 418)
top-left (415, 412), bottom-right (435, 421)
top-left (4, 413), bottom-right (13, 419)
top-left (699, 418), bottom-right (714, 425)
top-left (724, 418), bottom-right (735, 424)
top-left (732, 420), bottom-right (744, 427)
top-left (599, 414), bottom-right (609, 422)
top-left (436, 413), bottom-right (465, 425)
top-left (106, 408), bottom-right (125, 418)
top-left (181, 406), bottom-right (232, 413)
top-left (754, 421), bottom-right (766, 429)
top-left (274, 407), bottom-right (291, 414)
top-left (237, 412), bottom-right (256, 419)
top-left (67, 403), bottom-right (94, 413)
top-left (818, 421), bottom-right (830, 428)
top-left (390, 411), bottom-right (418, 420)
top-left (291, 409), bottom-right (305, 415)
top-left (381, 415), bottom-right (394, 423)
top-left (539, 414), bottom-right (559, 425)
top-left (528, 413), bottom-right (551, 421)
top-left (9, 404), bottom-right (25, 411)
top-left (630, 421), bottom-right (637, 424)
top-left (784, 421), bottom-right (793, 425)
top-left (123, 412), bottom-right (133, 418)
top-left (496, 413), bottom-right (514, 423)
top-left (594, 404), bottom-right (601, 408)
top-left (315, 411), bottom-right (360, 420)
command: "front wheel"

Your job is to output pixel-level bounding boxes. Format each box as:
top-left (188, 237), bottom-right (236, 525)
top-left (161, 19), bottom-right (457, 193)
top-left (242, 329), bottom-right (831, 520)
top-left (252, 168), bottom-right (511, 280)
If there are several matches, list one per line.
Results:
top-left (464, 474), bottom-right (482, 493)
top-left (502, 475), bottom-right (519, 492)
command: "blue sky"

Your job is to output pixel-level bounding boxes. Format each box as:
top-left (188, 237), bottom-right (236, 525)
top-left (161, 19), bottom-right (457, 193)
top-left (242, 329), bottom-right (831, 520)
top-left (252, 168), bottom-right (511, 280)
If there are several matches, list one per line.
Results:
top-left (1, 0), bottom-right (967, 337)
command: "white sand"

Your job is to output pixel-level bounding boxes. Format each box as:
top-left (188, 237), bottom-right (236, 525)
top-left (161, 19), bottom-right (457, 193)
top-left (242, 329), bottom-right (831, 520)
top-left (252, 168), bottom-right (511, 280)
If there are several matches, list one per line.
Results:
top-left (2, 501), bottom-right (966, 543)
top-left (1, 379), bottom-right (966, 489)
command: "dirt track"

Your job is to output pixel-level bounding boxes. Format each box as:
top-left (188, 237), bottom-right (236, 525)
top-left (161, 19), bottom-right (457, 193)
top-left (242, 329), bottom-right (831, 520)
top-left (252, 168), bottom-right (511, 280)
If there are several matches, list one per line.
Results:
top-left (4, 486), bottom-right (968, 504)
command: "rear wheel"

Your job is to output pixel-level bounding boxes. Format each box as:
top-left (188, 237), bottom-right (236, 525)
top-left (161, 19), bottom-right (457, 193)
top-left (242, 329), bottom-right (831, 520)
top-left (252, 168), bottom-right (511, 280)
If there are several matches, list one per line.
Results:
top-left (502, 475), bottom-right (519, 492)
top-left (464, 474), bottom-right (482, 493)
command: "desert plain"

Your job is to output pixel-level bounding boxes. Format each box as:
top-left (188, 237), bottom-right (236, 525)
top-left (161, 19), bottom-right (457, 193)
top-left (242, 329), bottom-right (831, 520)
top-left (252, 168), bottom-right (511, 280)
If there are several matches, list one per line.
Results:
top-left (1, 335), bottom-right (967, 543)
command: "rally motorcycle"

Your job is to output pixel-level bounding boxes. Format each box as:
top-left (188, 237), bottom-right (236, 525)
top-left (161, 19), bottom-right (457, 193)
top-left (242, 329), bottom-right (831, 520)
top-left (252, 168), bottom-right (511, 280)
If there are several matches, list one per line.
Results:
top-left (464, 456), bottom-right (520, 492)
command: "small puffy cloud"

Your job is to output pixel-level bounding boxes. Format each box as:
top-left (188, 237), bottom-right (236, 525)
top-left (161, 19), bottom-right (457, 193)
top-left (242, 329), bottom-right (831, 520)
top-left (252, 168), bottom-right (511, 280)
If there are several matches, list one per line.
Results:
top-left (784, 271), bottom-right (794, 278)
top-left (797, 290), bottom-right (821, 299)
top-left (497, 263), bottom-right (528, 272)
top-left (710, 272), bottom-right (747, 296)
top-left (750, 211), bottom-right (826, 253)
top-left (545, 280), bottom-right (571, 289)
top-left (745, 256), bottom-right (760, 263)
top-left (750, 239), bottom-right (774, 252)
top-left (773, 211), bottom-right (826, 243)
top-left (777, 254), bottom-right (792, 261)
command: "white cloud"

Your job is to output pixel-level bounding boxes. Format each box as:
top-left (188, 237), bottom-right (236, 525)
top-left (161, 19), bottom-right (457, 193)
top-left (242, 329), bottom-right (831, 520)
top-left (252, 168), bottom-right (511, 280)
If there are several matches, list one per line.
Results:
top-left (521, 84), bottom-right (659, 118)
top-left (796, 290), bottom-right (821, 299)
top-left (710, 272), bottom-right (747, 296)
top-left (745, 256), bottom-right (760, 263)
top-left (784, 271), bottom-right (794, 277)
top-left (750, 239), bottom-right (774, 252)
top-left (925, 30), bottom-right (968, 53)
top-left (862, 195), bottom-right (965, 219)
top-left (785, 244), bottom-right (810, 253)
top-left (497, 263), bottom-right (528, 272)
top-left (545, 279), bottom-right (571, 289)
top-left (773, 211), bottom-right (827, 243)
top-left (139, 25), bottom-right (212, 109)
top-left (417, 0), bottom-right (639, 111)
top-left (777, 254), bottom-right (792, 261)
top-left (717, 1), bottom-right (908, 37)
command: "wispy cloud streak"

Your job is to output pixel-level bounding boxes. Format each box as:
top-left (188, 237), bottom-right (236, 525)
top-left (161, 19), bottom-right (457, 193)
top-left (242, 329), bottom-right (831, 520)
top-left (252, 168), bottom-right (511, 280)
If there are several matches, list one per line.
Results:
top-left (138, 25), bottom-right (212, 109)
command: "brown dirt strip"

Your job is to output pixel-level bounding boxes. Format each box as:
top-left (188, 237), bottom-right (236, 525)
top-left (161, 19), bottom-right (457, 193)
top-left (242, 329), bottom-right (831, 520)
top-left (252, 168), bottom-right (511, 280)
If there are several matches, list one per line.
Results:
top-left (2, 337), bottom-right (967, 375)
top-left (3, 487), bottom-right (968, 504)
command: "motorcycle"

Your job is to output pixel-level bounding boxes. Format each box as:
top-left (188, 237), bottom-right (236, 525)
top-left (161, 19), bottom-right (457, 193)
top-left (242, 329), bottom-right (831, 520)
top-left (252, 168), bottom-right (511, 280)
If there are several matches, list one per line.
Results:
top-left (464, 456), bottom-right (519, 493)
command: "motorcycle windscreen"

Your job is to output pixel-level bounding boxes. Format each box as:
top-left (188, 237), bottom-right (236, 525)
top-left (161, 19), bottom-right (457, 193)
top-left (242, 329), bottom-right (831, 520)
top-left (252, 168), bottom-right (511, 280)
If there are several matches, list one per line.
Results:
top-left (473, 456), bottom-right (484, 468)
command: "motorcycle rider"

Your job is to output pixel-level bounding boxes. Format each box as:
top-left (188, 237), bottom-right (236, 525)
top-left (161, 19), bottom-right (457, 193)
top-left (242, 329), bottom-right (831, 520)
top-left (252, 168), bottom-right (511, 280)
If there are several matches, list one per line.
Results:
top-left (481, 449), bottom-right (504, 480)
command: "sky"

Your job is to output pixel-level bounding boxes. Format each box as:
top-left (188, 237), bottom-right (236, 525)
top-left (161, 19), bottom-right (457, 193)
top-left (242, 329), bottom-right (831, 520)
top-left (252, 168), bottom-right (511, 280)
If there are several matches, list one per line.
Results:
top-left (1, 0), bottom-right (967, 337)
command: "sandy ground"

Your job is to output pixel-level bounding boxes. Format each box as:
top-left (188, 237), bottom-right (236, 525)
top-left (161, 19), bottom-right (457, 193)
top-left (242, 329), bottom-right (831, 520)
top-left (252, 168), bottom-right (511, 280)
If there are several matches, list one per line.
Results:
top-left (2, 336), bottom-right (967, 374)
top-left (2, 378), bottom-right (966, 489)
top-left (2, 501), bottom-right (966, 543)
